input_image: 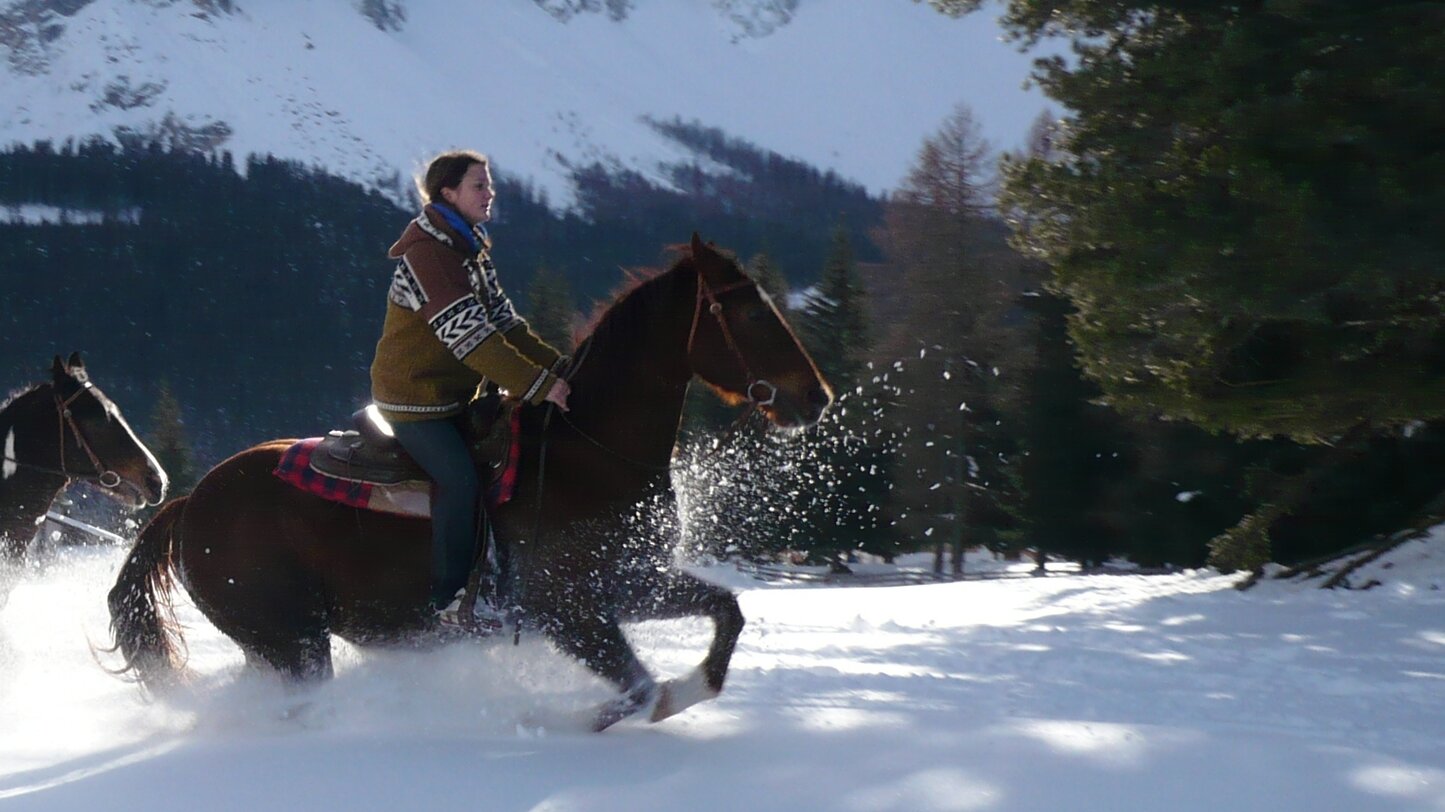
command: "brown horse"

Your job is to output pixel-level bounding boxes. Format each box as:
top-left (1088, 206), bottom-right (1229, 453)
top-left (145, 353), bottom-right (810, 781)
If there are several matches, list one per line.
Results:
top-left (1, 354), bottom-right (168, 606)
top-left (109, 235), bottom-right (831, 730)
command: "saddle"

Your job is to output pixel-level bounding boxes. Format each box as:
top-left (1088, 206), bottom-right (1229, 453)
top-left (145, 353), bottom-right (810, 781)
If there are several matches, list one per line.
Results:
top-left (309, 407), bottom-right (427, 485)
top-left (308, 398), bottom-right (519, 498)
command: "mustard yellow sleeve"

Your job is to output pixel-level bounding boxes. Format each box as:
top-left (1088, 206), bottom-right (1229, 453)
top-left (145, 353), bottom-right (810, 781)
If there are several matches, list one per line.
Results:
top-left (502, 323), bottom-right (563, 369)
top-left (403, 243), bottom-right (557, 404)
top-left (461, 332), bottom-right (558, 404)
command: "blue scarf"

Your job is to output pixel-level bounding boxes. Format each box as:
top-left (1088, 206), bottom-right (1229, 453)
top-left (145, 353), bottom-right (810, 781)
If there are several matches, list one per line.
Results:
top-left (430, 202), bottom-right (487, 254)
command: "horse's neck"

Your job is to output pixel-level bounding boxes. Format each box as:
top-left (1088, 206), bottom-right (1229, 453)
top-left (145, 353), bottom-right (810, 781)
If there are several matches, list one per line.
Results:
top-left (566, 273), bottom-right (695, 469)
top-left (0, 387), bottom-right (66, 550)
top-left (0, 388), bottom-right (48, 459)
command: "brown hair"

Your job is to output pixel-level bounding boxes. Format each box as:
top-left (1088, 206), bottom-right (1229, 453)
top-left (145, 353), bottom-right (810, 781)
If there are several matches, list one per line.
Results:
top-left (415, 149), bottom-right (490, 204)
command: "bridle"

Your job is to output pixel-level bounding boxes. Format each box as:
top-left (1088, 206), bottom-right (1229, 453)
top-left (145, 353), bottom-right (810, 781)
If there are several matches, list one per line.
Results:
top-left (2, 382), bottom-right (125, 490)
top-left (56, 382), bottom-right (126, 489)
top-left (686, 271), bottom-right (778, 410)
top-left (554, 266), bottom-right (782, 471)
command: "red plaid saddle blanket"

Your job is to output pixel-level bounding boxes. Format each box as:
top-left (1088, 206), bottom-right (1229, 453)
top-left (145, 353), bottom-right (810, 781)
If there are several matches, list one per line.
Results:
top-left (272, 410), bottom-right (521, 518)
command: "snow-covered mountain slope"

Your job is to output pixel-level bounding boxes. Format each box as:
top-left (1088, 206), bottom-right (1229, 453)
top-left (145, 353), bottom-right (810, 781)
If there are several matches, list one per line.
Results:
top-left (0, 0), bottom-right (1050, 207)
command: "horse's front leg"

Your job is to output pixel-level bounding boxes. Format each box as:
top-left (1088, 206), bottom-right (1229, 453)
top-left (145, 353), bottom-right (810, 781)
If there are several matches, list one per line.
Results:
top-left (617, 569), bottom-right (745, 723)
top-left (529, 587), bottom-right (660, 732)
top-left (0, 528), bottom-right (32, 610)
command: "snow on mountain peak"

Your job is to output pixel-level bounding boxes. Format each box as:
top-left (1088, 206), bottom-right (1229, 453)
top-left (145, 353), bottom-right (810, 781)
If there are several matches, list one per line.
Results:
top-left (1, 0), bottom-right (1049, 209)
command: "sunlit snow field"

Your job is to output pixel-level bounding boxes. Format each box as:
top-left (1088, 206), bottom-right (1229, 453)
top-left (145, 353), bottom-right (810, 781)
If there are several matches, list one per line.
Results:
top-left (2, 536), bottom-right (1444, 811)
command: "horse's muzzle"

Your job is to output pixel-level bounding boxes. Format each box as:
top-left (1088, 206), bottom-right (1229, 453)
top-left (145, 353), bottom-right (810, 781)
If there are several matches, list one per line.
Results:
top-left (142, 468), bottom-right (169, 506)
top-left (768, 382), bottom-right (832, 429)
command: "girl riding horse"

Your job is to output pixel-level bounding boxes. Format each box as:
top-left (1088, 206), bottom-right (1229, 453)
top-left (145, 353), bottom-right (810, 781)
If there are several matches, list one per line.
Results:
top-left (109, 236), bottom-right (830, 730)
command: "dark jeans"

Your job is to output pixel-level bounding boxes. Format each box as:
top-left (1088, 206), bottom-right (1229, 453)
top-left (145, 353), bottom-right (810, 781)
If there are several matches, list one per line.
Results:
top-left (390, 416), bottom-right (481, 608)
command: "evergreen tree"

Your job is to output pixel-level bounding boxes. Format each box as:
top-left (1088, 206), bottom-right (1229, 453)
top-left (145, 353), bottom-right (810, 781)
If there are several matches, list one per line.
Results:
top-left (929, 0), bottom-right (1445, 569)
top-left (1012, 291), bottom-right (1115, 568)
top-left (525, 264), bottom-right (576, 352)
top-left (978, 1), bottom-right (1445, 443)
top-left (147, 381), bottom-right (195, 496)
top-left (746, 252), bottom-right (790, 307)
top-left (801, 227), bottom-right (870, 385)
top-left (792, 227), bottom-right (898, 565)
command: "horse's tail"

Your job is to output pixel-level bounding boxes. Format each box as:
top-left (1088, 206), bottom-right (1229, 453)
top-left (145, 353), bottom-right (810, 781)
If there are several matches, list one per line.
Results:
top-left (106, 496), bottom-right (189, 693)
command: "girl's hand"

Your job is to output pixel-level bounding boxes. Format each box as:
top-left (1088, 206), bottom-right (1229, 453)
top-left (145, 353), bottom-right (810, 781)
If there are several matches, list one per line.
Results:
top-left (544, 378), bottom-right (571, 411)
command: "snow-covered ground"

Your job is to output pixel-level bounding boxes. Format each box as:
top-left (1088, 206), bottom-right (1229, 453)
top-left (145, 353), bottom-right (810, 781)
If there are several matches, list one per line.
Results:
top-left (2, 536), bottom-right (1444, 811)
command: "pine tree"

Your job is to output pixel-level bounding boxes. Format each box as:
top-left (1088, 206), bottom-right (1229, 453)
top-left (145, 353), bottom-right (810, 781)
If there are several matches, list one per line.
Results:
top-left (878, 103), bottom-right (1035, 571)
top-left (793, 226), bottom-right (898, 565)
top-left (980, 1), bottom-right (1445, 442)
top-left (930, 0), bottom-right (1445, 568)
top-left (147, 382), bottom-right (195, 496)
top-left (525, 264), bottom-right (576, 353)
top-left (745, 252), bottom-right (789, 308)
top-left (801, 227), bottom-right (870, 385)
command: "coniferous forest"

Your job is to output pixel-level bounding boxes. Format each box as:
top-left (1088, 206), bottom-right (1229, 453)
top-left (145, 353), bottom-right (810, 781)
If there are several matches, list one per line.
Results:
top-left (0, 130), bottom-right (881, 467)
top-left (4, 0), bottom-right (1443, 577)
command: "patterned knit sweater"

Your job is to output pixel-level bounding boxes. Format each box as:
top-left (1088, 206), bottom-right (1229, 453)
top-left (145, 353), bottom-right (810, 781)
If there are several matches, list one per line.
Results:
top-left (369, 206), bottom-right (564, 421)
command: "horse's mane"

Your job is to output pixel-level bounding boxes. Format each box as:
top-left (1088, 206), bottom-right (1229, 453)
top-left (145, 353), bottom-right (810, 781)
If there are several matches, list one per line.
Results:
top-left (572, 245), bottom-right (696, 347)
top-left (0, 382), bottom-right (44, 416)
top-left (571, 241), bottom-right (745, 348)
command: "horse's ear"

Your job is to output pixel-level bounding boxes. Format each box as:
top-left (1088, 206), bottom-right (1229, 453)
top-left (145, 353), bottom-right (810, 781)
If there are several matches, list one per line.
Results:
top-left (690, 232), bottom-right (706, 258)
top-left (67, 351), bottom-right (85, 371)
top-left (52, 355), bottom-right (69, 379)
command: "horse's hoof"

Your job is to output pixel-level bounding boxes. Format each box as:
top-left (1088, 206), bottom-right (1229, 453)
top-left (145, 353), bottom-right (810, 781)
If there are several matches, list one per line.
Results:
top-left (592, 683), bottom-right (658, 732)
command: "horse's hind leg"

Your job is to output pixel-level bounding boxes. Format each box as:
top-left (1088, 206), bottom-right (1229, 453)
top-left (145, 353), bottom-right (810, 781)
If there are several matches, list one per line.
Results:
top-left (202, 596), bottom-right (334, 682)
top-left (238, 623), bottom-right (333, 682)
top-left (618, 570), bottom-right (744, 722)
top-left (187, 559), bottom-right (335, 682)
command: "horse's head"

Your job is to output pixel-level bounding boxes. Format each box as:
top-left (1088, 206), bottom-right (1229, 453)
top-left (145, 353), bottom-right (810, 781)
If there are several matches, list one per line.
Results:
top-left (685, 234), bottom-right (833, 429)
top-left (49, 353), bottom-right (168, 508)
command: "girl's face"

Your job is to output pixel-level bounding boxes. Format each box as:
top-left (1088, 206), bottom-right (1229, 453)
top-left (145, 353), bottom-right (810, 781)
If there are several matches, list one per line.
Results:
top-left (441, 162), bottom-right (494, 225)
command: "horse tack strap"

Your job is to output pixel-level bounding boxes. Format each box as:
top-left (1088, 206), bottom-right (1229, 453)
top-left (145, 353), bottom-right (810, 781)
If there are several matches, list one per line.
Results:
top-left (687, 277), bottom-right (755, 361)
top-left (688, 274), bottom-right (776, 407)
top-left (53, 383), bottom-right (121, 488)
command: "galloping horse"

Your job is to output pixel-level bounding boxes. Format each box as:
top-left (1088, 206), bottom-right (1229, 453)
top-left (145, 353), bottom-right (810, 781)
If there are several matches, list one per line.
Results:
top-left (0, 354), bottom-right (169, 604)
top-left (109, 235), bottom-right (831, 730)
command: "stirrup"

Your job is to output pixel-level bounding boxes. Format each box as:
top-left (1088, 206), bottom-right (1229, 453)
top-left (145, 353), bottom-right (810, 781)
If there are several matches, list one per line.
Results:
top-left (435, 589), bottom-right (505, 636)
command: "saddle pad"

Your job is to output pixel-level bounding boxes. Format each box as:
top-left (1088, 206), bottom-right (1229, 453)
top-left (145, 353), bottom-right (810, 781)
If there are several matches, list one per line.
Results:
top-left (273, 438), bottom-right (430, 517)
top-left (274, 438), bottom-right (373, 508)
top-left (272, 408), bottom-right (523, 518)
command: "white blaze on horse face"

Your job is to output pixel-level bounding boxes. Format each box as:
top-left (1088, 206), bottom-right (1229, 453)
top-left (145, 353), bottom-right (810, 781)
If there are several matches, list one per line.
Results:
top-left (110, 406), bottom-right (169, 496)
top-left (3, 429), bottom-right (15, 480)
